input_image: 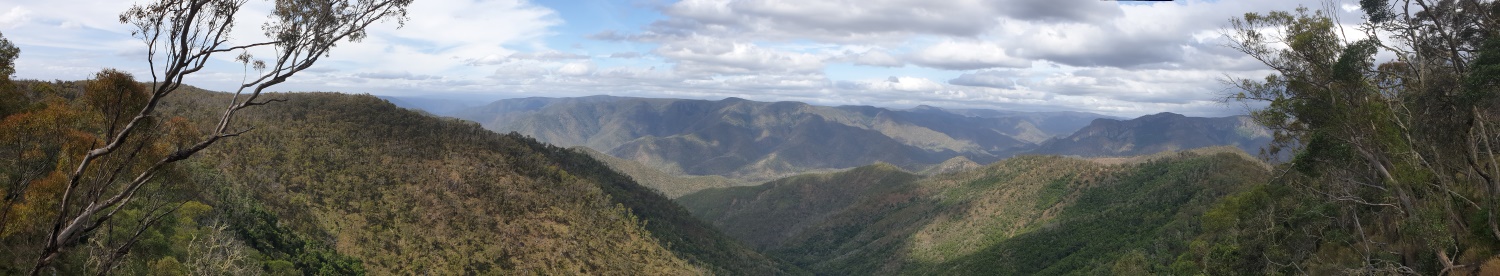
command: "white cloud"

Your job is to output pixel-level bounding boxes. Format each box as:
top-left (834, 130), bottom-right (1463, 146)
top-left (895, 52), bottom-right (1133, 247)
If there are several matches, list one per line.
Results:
top-left (655, 37), bottom-right (825, 76)
top-left (909, 40), bottom-right (1031, 70)
top-left (354, 71), bottom-right (441, 80)
top-left (608, 52), bottom-right (643, 59)
top-left (852, 76), bottom-right (945, 92)
top-left (654, 0), bottom-right (1122, 42)
top-left (949, 69), bottom-right (1028, 90)
top-left (310, 0), bottom-right (559, 79)
top-left (841, 49), bottom-right (904, 67)
top-left (0, 7), bottom-right (33, 29)
top-left (2, 0), bottom-right (1359, 117)
top-left (557, 62), bottom-right (594, 76)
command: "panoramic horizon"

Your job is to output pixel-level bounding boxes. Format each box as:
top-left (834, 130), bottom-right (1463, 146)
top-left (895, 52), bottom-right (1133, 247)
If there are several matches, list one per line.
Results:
top-left (0, 0), bottom-right (1372, 117)
top-left (3, 0), bottom-right (1497, 274)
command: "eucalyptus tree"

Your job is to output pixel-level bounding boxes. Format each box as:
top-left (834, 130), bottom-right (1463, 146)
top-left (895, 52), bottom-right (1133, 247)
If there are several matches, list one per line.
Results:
top-left (27, 0), bottom-right (411, 274)
top-left (0, 32), bottom-right (16, 79)
top-left (1224, 0), bottom-right (1499, 273)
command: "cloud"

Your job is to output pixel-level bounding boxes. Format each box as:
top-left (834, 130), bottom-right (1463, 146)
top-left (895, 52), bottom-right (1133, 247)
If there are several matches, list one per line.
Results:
top-left (0, 7), bottom-right (33, 28)
top-left (655, 37), bottom-right (824, 76)
top-left (989, 0), bottom-right (1325, 68)
top-left (267, 0), bottom-right (563, 80)
top-left (997, 0), bottom-right (1121, 23)
top-left (588, 30), bottom-right (630, 41)
top-left (4, 0), bottom-right (1343, 118)
top-left (838, 49), bottom-right (903, 67)
top-left (848, 76), bottom-right (946, 92)
top-left (649, 0), bottom-right (1125, 43)
top-left (470, 50), bottom-right (590, 65)
top-left (463, 0), bottom-right (1330, 116)
top-left (665, 0), bottom-right (999, 40)
top-left (608, 52), bottom-right (643, 58)
top-left (508, 50), bottom-right (590, 61)
top-left (909, 40), bottom-right (1031, 70)
top-left (354, 71), bottom-right (441, 80)
top-left (557, 62), bottom-right (594, 76)
top-left (949, 70), bottom-right (1027, 90)
top-left (714, 74), bottom-right (831, 90)
top-left (1033, 67), bottom-right (1261, 104)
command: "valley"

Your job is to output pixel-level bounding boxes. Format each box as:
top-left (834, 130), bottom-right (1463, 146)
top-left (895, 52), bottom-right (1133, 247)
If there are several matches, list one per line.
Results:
top-left (4, 0), bottom-right (1498, 274)
top-left (678, 148), bottom-right (1269, 275)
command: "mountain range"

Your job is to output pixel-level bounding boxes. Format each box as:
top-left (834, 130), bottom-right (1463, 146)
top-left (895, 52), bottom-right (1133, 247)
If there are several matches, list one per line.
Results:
top-left (0, 85), bottom-right (1345, 275)
top-left (1030, 112), bottom-right (1273, 158)
top-left (441, 96), bottom-right (1271, 182)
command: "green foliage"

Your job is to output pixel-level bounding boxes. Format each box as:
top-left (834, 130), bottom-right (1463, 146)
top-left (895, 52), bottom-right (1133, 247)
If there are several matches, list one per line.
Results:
top-left (684, 149), bottom-right (1269, 275)
top-left (919, 152), bottom-right (1268, 275)
top-left (2, 84), bottom-right (795, 274)
top-left (82, 69), bottom-right (149, 134)
top-left (177, 92), bottom-right (705, 274)
top-left (227, 204), bottom-right (364, 275)
top-left (0, 31), bottom-right (15, 78)
top-left (1465, 37), bottom-right (1500, 104)
top-left (1221, 1), bottom-right (1500, 273)
top-left (679, 163), bottom-right (919, 251)
top-left (148, 257), bottom-right (188, 276)
top-left (1034, 175), bottom-right (1072, 210)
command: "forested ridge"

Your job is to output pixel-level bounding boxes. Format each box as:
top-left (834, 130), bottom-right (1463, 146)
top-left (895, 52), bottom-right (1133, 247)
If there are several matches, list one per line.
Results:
top-left (679, 148), bottom-right (1272, 275)
top-left (0, 80), bottom-right (793, 274)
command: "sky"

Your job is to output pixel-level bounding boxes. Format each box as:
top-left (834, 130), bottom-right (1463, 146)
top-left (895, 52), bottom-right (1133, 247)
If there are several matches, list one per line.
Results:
top-left (0, 0), bottom-right (1372, 117)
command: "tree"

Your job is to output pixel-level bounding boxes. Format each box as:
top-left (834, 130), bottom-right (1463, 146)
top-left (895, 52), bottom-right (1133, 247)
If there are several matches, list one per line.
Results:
top-left (0, 31), bottom-right (16, 79)
top-left (26, 0), bottom-right (411, 274)
top-left (1224, 0), bottom-right (1499, 273)
top-left (0, 32), bottom-right (22, 118)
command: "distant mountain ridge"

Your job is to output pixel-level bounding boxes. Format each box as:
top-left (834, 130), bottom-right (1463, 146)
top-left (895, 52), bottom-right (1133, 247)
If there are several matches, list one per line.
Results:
top-left (378, 95), bottom-right (485, 116)
top-left (453, 96), bottom-right (1114, 181)
top-left (1029, 112), bottom-right (1272, 158)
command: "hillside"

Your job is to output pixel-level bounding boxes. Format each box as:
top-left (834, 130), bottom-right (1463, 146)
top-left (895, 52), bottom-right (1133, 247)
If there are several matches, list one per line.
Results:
top-left (918, 156), bottom-right (982, 175)
top-left (575, 146), bottom-right (744, 198)
top-left (908, 106), bottom-right (1116, 139)
top-left (0, 83), bottom-right (793, 275)
top-left (1029, 112), bottom-right (1272, 158)
top-left (677, 164), bottom-right (921, 250)
top-left (679, 148), bottom-right (1270, 275)
top-left (454, 96), bottom-right (1112, 181)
